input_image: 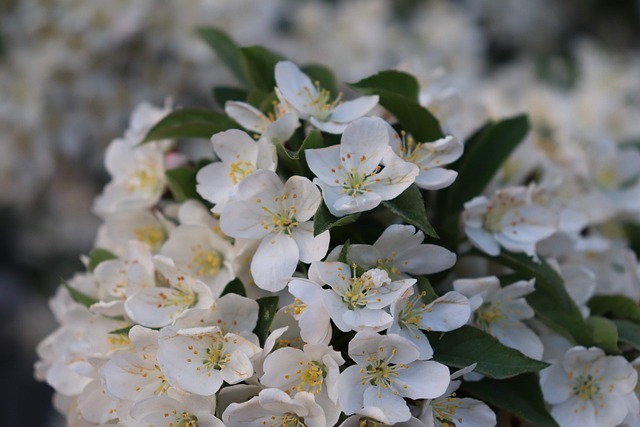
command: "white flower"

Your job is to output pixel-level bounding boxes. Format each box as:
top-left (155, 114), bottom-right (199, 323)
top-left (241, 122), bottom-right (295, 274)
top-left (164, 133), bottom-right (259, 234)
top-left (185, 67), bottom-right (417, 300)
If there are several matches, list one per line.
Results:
top-left (418, 365), bottom-right (497, 427)
top-left (540, 346), bottom-right (639, 427)
top-left (463, 185), bottom-right (558, 258)
top-left (157, 325), bottom-right (261, 396)
top-left (287, 278), bottom-right (333, 344)
top-left (225, 100), bottom-right (299, 143)
top-left (274, 60), bottom-right (379, 134)
top-left (160, 224), bottom-right (235, 297)
top-left (95, 208), bottom-right (171, 256)
top-left (306, 116), bottom-right (419, 217)
top-left (124, 256), bottom-right (215, 328)
top-left (388, 128), bottom-right (463, 190)
top-left (315, 262), bottom-right (415, 332)
top-left (196, 128), bottom-right (277, 214)
top-left (93, 139), bottom-right (167, 216)
top-left (389, 288), bottom-right (470, 360)
top-left (101, 326), bottom-right (170, 403)
top-left (130, 392), bottom-right (223, 427)
top-left (260, 343), bottom-right (344, 425)
top-left (223, 388), bottom-right (327, 427)
top-left (453, 276), bottom-right (544, 360)
top-left (338, 331), bottom-right (450, 423)
top-left (348, 224), bottom-right (456, 279)
top-left (220, 169), bottom-right (329, 291)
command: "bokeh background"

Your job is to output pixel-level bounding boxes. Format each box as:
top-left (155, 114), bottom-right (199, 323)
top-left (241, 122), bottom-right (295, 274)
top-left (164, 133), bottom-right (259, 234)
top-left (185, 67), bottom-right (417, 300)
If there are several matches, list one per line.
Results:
top-left (1, 0), bottom-right (639, 425)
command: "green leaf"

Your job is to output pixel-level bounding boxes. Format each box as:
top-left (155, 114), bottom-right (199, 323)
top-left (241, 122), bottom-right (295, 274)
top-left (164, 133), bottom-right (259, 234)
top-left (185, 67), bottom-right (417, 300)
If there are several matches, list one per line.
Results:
top-left (196, 27), bottom-right (250, 86)
top-left (62, 281), bottom-right (98, 307)
top-left (586, 316), bottom-right (619, 354)
top-left (301, 64), bottom-right (338, 97)
top-left (415, 276), bottom-right (438, 304)
top-left (337, 239), bottom-right (351, 265)
top-left (442, 115), bottom-right (530, 216)
top-left (165, 167), bottom-right (200, 202)
top-left (240, 46), bottom-right (286, 92)
top-left (212, 86), bottom-right (249, 108)
top-left (276, 129), bottom-right (324, 160)
top-left (625, 222), bottom-right (640, 259)
top-left (313, 202), bottom-right (361, 236)
top-left (615, 319), bottom-right (640, 350)
top-left (587, 295), bottom-right (640, 323)
top-left (380, 93), bottom-right (444, 142)
top-left (253, 296), bottom-right (279, 346)
top-left (490, 251), bottom-right (591, 345)
top-left (430, 325), bottom-right (549, 379)
top-left (463, 373), bottom-right (560, 427)
top-left (142, 109), bottom-right (239, 143)
top-left (220, 278), bottom-right (247, 297)
top-left (109, 326), bottom-right (134, 336)
top-left (381, 185), bottom-right (438, 238)
top-left (88, 248), bottom-right (117, 272)
top-left (349, 70), bottom-right (420, 101)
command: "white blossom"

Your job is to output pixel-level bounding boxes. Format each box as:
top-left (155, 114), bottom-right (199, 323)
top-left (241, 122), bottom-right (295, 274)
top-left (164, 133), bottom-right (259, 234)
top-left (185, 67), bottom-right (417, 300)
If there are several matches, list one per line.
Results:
top-left (196, 128), bottom-right (277, 214)
top-left (220, 169), bottom-right (329, 291)
top-left (307, 116), bottom-right (419, 217)
top-left (222, 388), bottom-right (327, 427)
top-left (338, 331), bottom-right (450, 423)
top-left (453, 276), bottom-right (543, 360)
top-left (540, 346), bottom-right (639, 427)
top-left (275, 60), bottom-right (378, 134)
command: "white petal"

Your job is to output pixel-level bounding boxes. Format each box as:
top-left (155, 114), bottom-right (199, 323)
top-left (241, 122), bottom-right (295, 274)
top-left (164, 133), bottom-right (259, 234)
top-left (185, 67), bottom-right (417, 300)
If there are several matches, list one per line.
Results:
top-left (414, 168), bottom-right (458, 190)
top-left (310, 117), bottom-right (350, 134)
top-left (330, 95), bottom-right (379, 123)
top-left (275, 61), bottom-right (316, 117)
top-left (340, 117), bottom-right (390, 174)
top-left (225, 101), bottom-right (269, 133)
top-left (420, 292), bottom-right (471, 331)
top-left (292, 223), bottom-right (330, 263)
top-left (251, 233), bottom-right (299, 291)
top-left (211, 129), bottom-right (259, 164)
top-left (306, 145), bottom-right (345, 185)
top-left (395, 360), bottom-right (450, 399)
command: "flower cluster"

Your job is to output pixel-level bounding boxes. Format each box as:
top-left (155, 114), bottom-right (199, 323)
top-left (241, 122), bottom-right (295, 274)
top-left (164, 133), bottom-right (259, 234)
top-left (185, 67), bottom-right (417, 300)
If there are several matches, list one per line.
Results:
top-left (35, 30), bottom-right (640, 427)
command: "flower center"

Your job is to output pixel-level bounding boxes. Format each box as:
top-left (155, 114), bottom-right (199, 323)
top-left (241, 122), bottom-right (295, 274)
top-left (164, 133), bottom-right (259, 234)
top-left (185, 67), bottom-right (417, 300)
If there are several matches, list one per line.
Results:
top-left (133, 225), bottom-right (165, 250)
top-left (297, 362), bottom-right (326, 394)
top-left (303, 81), bottom-right (343, 121)
top-left (275, 413), bottom-right (306, 427)
top-left (361, 348), bottom-right (408, 392)
top-left (482, 193), bottom-right (525, 232)
top-left (177, 412), bottom-right (198, 427)
top-left (190, 244), bottom-right (223, 277)
top-left (153, 363), bottom-right (170, 395)
top-left (125, 164), bottom-right (158, 192)
top-left (397, 131), bottom-right (423, 166)
top-left (339, 269), bottom-right (389, 310)
top-left (204, 340), bottom-right (231, 370)
top-left (432, 395), bottom-right (463, 427)
top-left (261, 196), bottom-right (299, 236)
top-left (474, 301), bottom-right (503, 330)
top-left (155, 286), bottom-right (198, 309)
top-left (342, 165), bottom-right (381, 198)
top-left (398, 292), bottom-right (428, 330)
top-left (572, 374), bottom-right (600, 401)
top-left (228, 160), bottom-right (255, 185)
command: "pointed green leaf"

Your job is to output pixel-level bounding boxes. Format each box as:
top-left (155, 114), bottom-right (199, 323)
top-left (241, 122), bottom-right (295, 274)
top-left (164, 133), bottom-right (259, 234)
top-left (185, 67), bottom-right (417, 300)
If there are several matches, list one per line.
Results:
top-left (588, 295), bottom-right (640, 323)
top-left (615, 319), bottom-right (640, 350)
top-left (337, 239), bottom-right (351, 265)
top-left (88, 248), bottom-right (117, 272)
top-left (253, 296), bottom-right (279, 347)
top-left (240, 46), bottom-right (286, 92)
top-left (586, 316), bottom-right (619, 354)
top-left (301, 64), bottom-right (338, 97)
top-left (313, 202), bottom-right (361, 236)
top-left (442, 115), bottom-right (530, 216)
top-left (349, 70), bottom-right (420, 101)
top-left (381, 185), bottom-right (438, 238)
top-left (62, 281), bottom-right (98, 307)
top-left (109, 326), bottom-right (134, 336)
top-left (220, 278), bottom-right (247, 298)
top-left (462, 374), bottom-right (560, 427)
top-left (415, 275), bottom-right (438, 304)
top-left (212, 86), bottom-right (249, 108)
top-left (490, 250), bottom-right (591, 345)
top-left (165, 167), bottom-right (199, 202)
top-left (142, 109), bottom-right (239, 143)
top-left (430, 325), bottom-right (549, 379)
top-left (196, 27), bottom-right (249, 86)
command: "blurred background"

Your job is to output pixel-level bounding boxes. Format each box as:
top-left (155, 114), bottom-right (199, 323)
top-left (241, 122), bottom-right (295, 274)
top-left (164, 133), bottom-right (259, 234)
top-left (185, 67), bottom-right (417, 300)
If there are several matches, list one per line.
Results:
top-left (1, 0), bottom-right (638, 425)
